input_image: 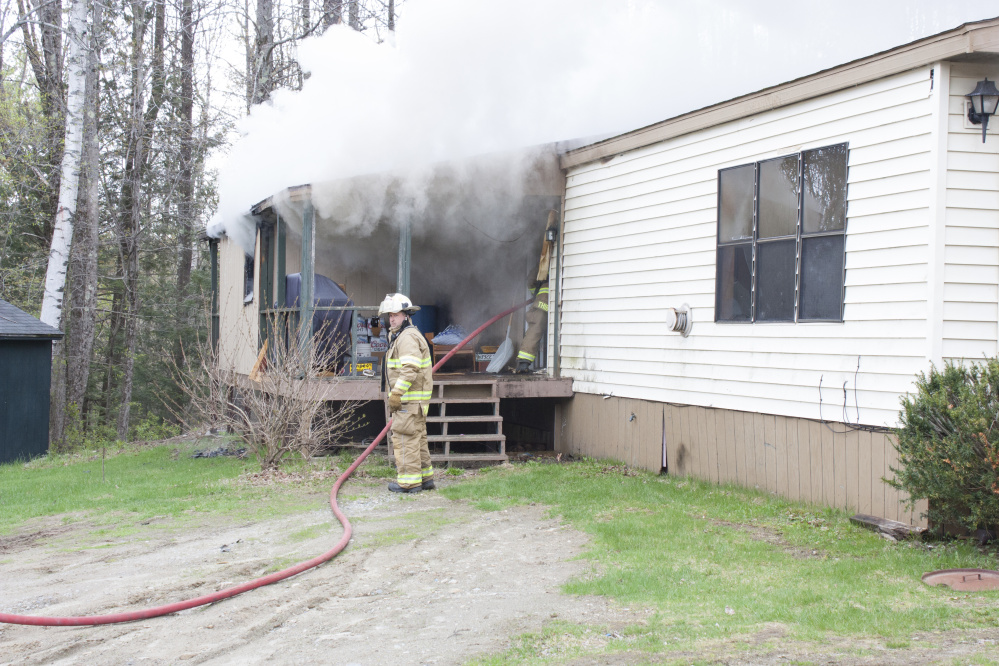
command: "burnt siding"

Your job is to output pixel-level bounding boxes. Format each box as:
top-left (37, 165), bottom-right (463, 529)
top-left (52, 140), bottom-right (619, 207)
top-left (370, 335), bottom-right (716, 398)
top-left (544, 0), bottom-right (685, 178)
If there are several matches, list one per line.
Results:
top-left (0, 340), bottom-right (53, 464)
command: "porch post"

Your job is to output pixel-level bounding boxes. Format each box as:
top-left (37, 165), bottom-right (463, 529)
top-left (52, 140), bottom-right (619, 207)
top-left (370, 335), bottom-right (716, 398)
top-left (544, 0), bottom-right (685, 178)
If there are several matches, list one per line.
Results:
top-left (396, 217), bottom-right (411, 296)
top-left (276, 213), bottom-right (286, 307)
top-left (299, 199), bottom-right (315, 361)
top-left (209, 239), bottom-right (219, 354)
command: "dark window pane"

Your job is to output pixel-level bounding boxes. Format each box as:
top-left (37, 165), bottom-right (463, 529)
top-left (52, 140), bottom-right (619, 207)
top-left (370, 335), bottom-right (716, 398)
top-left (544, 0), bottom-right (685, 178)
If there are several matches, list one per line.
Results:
top-left (800, 235), bottom-right (844, 320)
top-left (716, 244), bottom-right (752, 322)
top-left (756, 239), bottom-right (796, 321)
top-left (244, 255), bottom-right (254, 299)
top-left (758, 155), bottom-right (799, 239)
top-left (719, 165), bottom-right (754, 242)
top-left (802, 143), bottom-right (848, 234)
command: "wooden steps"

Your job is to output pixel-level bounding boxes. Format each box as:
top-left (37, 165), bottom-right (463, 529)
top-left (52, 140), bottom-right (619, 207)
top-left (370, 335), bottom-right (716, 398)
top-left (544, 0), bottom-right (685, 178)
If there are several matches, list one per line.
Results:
top-left (431, 378), bottom-right (506, 464)
top-left (426, 415), bottom-right (502, 424)
top-left (387, 377), bottom-right (507, 466)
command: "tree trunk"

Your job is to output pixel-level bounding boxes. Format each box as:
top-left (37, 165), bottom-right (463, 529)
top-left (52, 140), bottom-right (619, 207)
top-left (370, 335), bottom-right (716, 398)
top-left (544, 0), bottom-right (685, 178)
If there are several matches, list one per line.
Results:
top-left (348, 0), bottom-right (358, 30)
top-left (39, 0), bottom-right (87, 328)
top-left (173, 0), bottom-right (195, 372)
top-left (388, 0), bottom-right (394, 31)
top-left (116, 0), bottom-right (166, 440)
top-left (322, 0), bottom-right (341, 30)
top-left (63, 0), bottom-right (103, 440)
top-left (40, 0), bottom-right (88, 449)
top-left (253, 0), bottom-right (273, 105)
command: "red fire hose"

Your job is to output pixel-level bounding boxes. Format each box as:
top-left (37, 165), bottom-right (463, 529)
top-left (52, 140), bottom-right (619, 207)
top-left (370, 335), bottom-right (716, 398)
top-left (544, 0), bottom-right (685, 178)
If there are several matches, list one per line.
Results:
top-left (0, 299), bottom-right (535, 626)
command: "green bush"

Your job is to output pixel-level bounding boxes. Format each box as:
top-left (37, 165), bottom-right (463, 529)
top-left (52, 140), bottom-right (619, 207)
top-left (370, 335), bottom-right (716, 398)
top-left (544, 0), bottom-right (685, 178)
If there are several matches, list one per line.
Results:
top-left (130, 412), bottom-right (181, 442)
top-left (61, 403), bottom-right (120, 453)
top-left (891, 360), bottom-right (999, 533)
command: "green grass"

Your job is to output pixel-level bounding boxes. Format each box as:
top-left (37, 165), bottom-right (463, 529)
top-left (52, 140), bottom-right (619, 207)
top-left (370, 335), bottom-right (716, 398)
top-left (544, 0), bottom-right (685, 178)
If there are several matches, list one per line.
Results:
top-left (0, 441), bottom-right (324, 536)
top-left (444, 458), bottom-right (999, 663)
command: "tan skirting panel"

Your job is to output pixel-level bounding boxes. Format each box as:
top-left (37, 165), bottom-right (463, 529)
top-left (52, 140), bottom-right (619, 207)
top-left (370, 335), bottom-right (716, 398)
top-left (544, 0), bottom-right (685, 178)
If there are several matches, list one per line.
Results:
top-left (557, 393), bottom-right (926, 527)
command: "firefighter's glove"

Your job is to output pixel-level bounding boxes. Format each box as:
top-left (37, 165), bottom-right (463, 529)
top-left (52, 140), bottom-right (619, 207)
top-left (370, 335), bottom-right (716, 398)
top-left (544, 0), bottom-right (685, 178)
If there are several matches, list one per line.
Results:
top-left (388, 393), bottom-right (402, 412)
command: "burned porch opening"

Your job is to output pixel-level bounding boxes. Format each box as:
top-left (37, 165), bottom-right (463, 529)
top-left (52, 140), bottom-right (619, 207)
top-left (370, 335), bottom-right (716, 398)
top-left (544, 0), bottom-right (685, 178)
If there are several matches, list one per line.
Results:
top-left (218, 145), bottom-right (574, 463)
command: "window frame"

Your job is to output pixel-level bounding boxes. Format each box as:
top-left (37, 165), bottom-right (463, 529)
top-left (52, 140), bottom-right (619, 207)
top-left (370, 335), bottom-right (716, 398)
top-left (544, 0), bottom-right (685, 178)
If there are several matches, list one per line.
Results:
top-left (715, 143), bottom-right (848, 324)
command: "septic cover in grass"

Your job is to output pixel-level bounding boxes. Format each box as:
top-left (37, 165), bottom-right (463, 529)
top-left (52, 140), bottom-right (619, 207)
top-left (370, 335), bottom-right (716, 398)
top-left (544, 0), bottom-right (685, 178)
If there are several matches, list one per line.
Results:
top-left (922, 569), bottom-right (999, 591)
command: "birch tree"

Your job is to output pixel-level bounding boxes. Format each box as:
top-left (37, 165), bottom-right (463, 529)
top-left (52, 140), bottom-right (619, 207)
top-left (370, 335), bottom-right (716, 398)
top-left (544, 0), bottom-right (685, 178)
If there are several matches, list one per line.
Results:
top-left (64, 0), bottom-right (103, 420)
top-left (38, 0), bottom-right (88, 328)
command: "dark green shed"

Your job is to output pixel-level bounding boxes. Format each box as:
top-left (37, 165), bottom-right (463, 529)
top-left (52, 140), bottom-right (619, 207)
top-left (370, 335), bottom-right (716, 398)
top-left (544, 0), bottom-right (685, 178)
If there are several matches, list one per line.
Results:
top-left (0, 299), bottom-right (62, 464)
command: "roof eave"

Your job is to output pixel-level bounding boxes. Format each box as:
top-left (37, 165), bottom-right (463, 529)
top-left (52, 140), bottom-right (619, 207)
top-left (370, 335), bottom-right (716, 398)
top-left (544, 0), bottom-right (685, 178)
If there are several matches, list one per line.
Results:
top-left (561, 17), bottom-right (999, 170)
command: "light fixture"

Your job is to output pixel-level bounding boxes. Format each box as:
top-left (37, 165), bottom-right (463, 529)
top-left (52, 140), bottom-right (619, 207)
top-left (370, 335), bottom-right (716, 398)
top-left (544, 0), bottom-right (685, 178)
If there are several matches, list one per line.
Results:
top-left (546, 226), bottom-right (558, 242)
top-left (966, 77), bottom-right (999, 143)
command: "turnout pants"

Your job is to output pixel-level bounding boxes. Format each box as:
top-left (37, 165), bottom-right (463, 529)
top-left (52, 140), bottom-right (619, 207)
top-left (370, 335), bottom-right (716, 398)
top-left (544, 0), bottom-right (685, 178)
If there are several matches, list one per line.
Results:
top-left (390, 406), bottom-right (432, 489)
top-left (516, 306), bottom-right (547, 365)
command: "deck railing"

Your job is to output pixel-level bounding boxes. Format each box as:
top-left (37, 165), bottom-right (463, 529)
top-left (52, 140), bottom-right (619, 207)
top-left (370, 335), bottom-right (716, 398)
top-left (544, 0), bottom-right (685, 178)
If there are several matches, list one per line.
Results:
top-left (259, 305), bottom-right (382, 380)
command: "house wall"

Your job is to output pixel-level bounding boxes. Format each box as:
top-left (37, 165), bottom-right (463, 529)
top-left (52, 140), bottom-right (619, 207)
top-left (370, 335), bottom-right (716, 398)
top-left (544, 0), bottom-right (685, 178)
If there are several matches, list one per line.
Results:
top-left (556, 393), bottom-right (927, 526)
top-left (218, 234), bottom-right (260, 375)
top-left (943, 62), bottom-right (999, 361)
top-left (560, 66), bottom-right (946, 429)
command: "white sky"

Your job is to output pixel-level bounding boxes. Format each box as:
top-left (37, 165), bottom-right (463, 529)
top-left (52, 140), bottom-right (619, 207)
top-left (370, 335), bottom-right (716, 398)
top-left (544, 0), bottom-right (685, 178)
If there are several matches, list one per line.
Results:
top-left (213, 0), bottom-right (999, 234)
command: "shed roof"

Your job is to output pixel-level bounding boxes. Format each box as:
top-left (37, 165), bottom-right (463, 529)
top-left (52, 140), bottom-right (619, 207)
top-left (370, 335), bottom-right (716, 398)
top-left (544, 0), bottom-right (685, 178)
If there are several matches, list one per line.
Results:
top-left (562, 16), bottom-right (999, 169)
top-left (0, 300), bottom-right (63, 340)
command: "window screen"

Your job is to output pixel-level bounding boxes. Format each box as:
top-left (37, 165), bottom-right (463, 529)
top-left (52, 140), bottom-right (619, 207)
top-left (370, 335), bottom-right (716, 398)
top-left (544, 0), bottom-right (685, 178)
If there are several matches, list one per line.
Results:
top-left (756, 240), bottom-right (796, 321)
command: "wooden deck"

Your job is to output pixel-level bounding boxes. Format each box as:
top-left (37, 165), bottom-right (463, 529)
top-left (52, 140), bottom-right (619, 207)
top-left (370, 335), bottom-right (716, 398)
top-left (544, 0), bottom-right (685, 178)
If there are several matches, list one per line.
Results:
top-left (290, 372), bottom-right (574, 402)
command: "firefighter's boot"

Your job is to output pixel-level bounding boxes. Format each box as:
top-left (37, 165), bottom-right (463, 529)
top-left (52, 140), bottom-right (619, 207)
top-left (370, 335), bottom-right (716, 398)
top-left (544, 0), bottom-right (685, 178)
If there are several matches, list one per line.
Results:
top-left (388, 482), bottom-right (423, 494)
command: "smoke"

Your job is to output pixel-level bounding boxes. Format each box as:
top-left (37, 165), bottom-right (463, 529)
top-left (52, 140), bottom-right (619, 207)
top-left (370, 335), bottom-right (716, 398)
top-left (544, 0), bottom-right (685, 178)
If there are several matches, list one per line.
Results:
top-left (212, 0), bottom-right (994, 330)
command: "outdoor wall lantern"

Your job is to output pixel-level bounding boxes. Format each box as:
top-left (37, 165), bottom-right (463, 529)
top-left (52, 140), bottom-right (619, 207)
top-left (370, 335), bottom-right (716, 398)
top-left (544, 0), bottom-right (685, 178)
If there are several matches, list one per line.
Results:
top-left (966, 77), bottom-right (999, 143)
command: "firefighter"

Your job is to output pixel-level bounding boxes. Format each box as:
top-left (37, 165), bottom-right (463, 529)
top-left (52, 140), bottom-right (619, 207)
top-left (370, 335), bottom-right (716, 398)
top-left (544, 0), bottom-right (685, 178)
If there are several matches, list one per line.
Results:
top-left (513, 275), bottom-right (549, 373)
top-left (379, 293), bottom-right (434, 493)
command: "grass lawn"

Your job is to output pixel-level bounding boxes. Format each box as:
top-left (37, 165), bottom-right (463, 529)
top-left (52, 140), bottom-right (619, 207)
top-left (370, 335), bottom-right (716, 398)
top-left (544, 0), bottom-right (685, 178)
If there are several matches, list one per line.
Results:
top-left (0, 439), bottom-right (337, 537)
top-left (3, 444), bottom-right (997, 663)
top-left (441, 459), bottom-right (999, 664)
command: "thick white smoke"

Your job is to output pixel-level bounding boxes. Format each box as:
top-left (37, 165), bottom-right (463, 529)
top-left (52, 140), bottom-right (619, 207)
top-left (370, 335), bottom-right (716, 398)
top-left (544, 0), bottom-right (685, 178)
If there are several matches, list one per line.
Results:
top-left (214, 0), bottom-right (996, 243)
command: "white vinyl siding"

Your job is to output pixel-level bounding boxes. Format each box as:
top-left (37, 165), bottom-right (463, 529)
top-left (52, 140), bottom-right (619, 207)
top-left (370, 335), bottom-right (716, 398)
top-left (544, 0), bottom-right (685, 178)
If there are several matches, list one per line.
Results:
top-left (561, 67), bottom-right (939, 427)
top-left (943, 63), bottom-right (999, 361)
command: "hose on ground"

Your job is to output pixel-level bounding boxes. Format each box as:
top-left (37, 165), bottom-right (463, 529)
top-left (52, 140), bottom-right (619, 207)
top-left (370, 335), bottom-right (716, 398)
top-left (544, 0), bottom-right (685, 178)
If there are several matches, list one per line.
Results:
top-left (0, 299), bottom-right (533, 627)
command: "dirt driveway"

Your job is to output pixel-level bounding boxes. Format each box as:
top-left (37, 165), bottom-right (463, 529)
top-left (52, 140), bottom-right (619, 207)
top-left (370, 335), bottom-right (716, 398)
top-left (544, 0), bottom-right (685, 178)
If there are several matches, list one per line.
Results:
top-left (0, 476), bottom-right (646, 665)
top-left (2, 473), bottom-right (998, 665)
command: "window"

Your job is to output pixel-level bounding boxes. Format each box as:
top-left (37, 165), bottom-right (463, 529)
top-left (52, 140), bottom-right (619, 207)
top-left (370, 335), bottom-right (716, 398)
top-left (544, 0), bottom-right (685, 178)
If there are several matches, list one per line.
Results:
top-left (243, 254), bottom-right (254, 304)
top-left (715, 142), bottom-right (847, 323)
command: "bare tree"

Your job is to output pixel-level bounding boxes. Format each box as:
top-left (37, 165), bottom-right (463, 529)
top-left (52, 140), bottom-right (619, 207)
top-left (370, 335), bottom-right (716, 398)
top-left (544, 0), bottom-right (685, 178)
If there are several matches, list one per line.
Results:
top-left (38, 0), bottom-right (88, 329)
top-left (39, 0), bottom-right (87, 448)
top-left (322, 0), bottom-right (341, 30)
top-left (18, 0), bottom-right (66, 237)
top-left (347, 0), bottom-right (357, 29)
top-left (173, 0), bottom-right (196, 371)
top-left (252, 0), bottom-right (273, 105)
top-left (58, 0), bottom-right (104, 446)
top-left (114, 0), bottom-right (167, 439)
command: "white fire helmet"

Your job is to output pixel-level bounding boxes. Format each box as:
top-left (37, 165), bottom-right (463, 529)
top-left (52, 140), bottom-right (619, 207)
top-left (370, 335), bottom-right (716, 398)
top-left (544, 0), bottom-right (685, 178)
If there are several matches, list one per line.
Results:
top-left (378, 293), bottom-right (420, 316)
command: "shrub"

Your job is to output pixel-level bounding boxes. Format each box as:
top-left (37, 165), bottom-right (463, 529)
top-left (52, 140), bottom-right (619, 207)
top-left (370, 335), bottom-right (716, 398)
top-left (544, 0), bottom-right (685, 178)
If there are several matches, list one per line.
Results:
top-left (61, 403), bottom-right (120, 453)
top-left (167, 317), bottom-right (360, 470)
top-left (891, 360), bottom-right (999, 533)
